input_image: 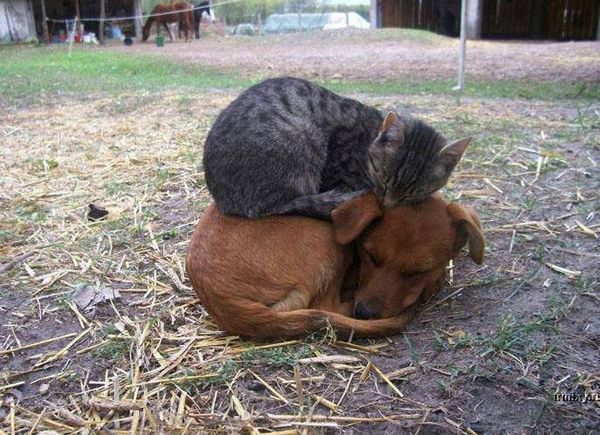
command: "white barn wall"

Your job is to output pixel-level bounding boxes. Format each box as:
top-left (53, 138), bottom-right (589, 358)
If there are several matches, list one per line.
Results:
top-left (0, 0), bottom-right (36, 42)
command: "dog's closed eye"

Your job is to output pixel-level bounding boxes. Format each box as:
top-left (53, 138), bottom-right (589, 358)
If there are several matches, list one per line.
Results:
top-left (403, 270), bottom-right (422, 278)
top-left (402, 267), bottom-right (435, 278)
top-left (403, 270), bottom-right (425, 278)
top-left (363, 249), bottom-right (381, 266)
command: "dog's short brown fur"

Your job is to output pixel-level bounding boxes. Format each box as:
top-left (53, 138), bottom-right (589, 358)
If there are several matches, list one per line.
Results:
top-left (185, 194), bottom-right (484, 339)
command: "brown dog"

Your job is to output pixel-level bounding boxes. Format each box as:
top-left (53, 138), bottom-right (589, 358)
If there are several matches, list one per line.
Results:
top-left (185, 194), bottom-right (484, 339)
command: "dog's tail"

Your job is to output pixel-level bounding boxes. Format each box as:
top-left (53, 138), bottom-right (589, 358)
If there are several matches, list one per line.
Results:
top-left (285, 308), bottom-right (417, 339)
top-left (213, 302), bottom-right (416, 340)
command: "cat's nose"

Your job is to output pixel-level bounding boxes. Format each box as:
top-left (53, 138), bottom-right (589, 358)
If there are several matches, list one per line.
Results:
top-left (354, 302), bottom-right (379, 320)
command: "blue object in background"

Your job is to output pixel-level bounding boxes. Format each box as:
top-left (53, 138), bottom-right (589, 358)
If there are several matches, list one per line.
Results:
top-left (110, 26), bottom-right (123, 39)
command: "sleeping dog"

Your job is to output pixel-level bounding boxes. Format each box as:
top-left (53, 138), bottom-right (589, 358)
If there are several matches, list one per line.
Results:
top-left (185, 194), bottom-right (484, 339)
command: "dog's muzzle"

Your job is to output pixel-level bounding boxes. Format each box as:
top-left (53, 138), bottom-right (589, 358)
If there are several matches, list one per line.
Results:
top-left (354, 302), bottom-right (379, 320)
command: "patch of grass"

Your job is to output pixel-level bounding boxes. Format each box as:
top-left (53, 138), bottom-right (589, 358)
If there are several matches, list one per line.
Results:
top-left (93, 326), bottom-right (133, 360)
top-left (521, 195), bottom-right (537, 213)
top-left (26, 158), bottom-right (59, 172)
top-left (16, 201), bottom-right (48, 224)
top-left (104, 181), bottom-right (129, 195)
top-left (0, 46), bottom-right (252, 104)
top-left (403, 333), bottom-right (421, 366)
top-left (0, 229), bottom-right (11, 245)
top-left (157, 228), bottom-right (179, 240)
top-left (239, 345), bottom-right (313, 367)
top-left (193, 343), bottom-right (316, 389)
top-left (154, 166), bottom-right (174, 190)
top-left (573, 277), bottom-right (597, 294)
top-left (2, 45), bottom-right (598, 105)
top-left (355, 28), bottom-right (450, 44)
top-left (324, 78), bottom-right (600, 100)
top-left (128, 207), bottom-right (159, 236)
top-left (195, 359), bottom-right (240, 388)
top-left (478, 314), bottom-right (557, 360)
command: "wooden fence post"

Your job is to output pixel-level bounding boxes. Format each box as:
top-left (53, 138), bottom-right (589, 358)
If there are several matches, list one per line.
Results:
top-left (99, 0), bottom-right (105, 44)
top-left (134, 0), bottom-right (142, 39)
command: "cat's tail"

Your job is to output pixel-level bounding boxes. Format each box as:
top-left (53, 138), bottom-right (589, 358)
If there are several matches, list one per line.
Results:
top-left (275, 189), bottom-right (370, 220)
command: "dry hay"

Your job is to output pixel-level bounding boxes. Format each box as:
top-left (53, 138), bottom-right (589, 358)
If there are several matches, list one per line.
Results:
top-left (109, 29), bottom-right (600, 84)
top-left (1, 88), bottom-right (599, 433)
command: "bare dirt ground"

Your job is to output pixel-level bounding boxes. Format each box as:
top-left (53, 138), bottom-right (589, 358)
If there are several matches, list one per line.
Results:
top-left (112, 28), bottom-right (600, 84)
top-left (1, 30), bottom-right (599, 433)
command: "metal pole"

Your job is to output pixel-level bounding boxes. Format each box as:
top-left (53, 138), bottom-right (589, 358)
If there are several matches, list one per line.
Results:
top-left (369, 0), bottom-right (377, 28)
top-left (454, 0), bottom-right (467, 98)
top-left (68, 17), bottom-right (76, 57)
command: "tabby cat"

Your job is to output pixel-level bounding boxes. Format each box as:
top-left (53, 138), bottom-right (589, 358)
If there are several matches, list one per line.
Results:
top-left (203, 77), bottom-right (470, 220)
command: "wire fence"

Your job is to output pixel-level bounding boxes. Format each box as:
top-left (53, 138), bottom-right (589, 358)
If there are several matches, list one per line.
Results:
top-left (44, 0), bottom-right (241, 24)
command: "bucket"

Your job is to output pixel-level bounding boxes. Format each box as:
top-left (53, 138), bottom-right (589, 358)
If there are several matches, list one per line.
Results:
top-left (155, 35), bottom-right (165, 47)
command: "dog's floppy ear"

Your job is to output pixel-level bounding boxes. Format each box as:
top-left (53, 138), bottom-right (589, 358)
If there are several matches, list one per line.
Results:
top-left (447, 203), bottom-right (485, 264)
top-left (331, 194), bottom-right (382, 245)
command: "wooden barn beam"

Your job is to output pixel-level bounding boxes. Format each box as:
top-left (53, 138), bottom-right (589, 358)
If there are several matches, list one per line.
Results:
top-left (74, 0), bottom-right (81, 32)
top-left (597, 3), bottom-right (600, 40)
top-left (39, 0), bottom-right (49, 42)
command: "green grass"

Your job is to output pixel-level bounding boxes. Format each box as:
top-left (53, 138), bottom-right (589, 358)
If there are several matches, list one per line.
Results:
top-left (478, 314), bottom-right (558, 360)
top-left (1, 45), bottom-right (598, 104)
top-left (325, 78), bottom-right (600, 100)
top-left (0, 45), bottom-right (250, 103)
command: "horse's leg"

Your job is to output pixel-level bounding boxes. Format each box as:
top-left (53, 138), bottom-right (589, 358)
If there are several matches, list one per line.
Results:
top-left (164, 22), bottom-right (173, 42)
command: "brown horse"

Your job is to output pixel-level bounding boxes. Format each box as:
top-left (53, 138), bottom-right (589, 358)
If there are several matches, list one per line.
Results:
top-left (142, 1), bottom-right (194, 42)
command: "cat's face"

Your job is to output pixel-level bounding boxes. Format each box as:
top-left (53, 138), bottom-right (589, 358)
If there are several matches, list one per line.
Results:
top-left (367, 112), bottom-right (471, 207)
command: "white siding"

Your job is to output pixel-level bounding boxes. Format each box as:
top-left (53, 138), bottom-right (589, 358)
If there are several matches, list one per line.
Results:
top-left (0, 0), bottom-right (36, 42)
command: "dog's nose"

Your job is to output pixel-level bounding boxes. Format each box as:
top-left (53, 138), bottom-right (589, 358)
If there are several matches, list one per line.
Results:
top-left (354, 302), bottom-right (378, 320)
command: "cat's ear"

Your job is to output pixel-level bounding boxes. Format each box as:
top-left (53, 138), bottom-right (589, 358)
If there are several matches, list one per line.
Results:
top-left (377, 112), bottom-right (404, 143)
top-left (437, 137), bottom-right (471, 173)
top-left (331, 194), bottom-right (382, 245)
top-left (380, 111), bottom-right (397, 132)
